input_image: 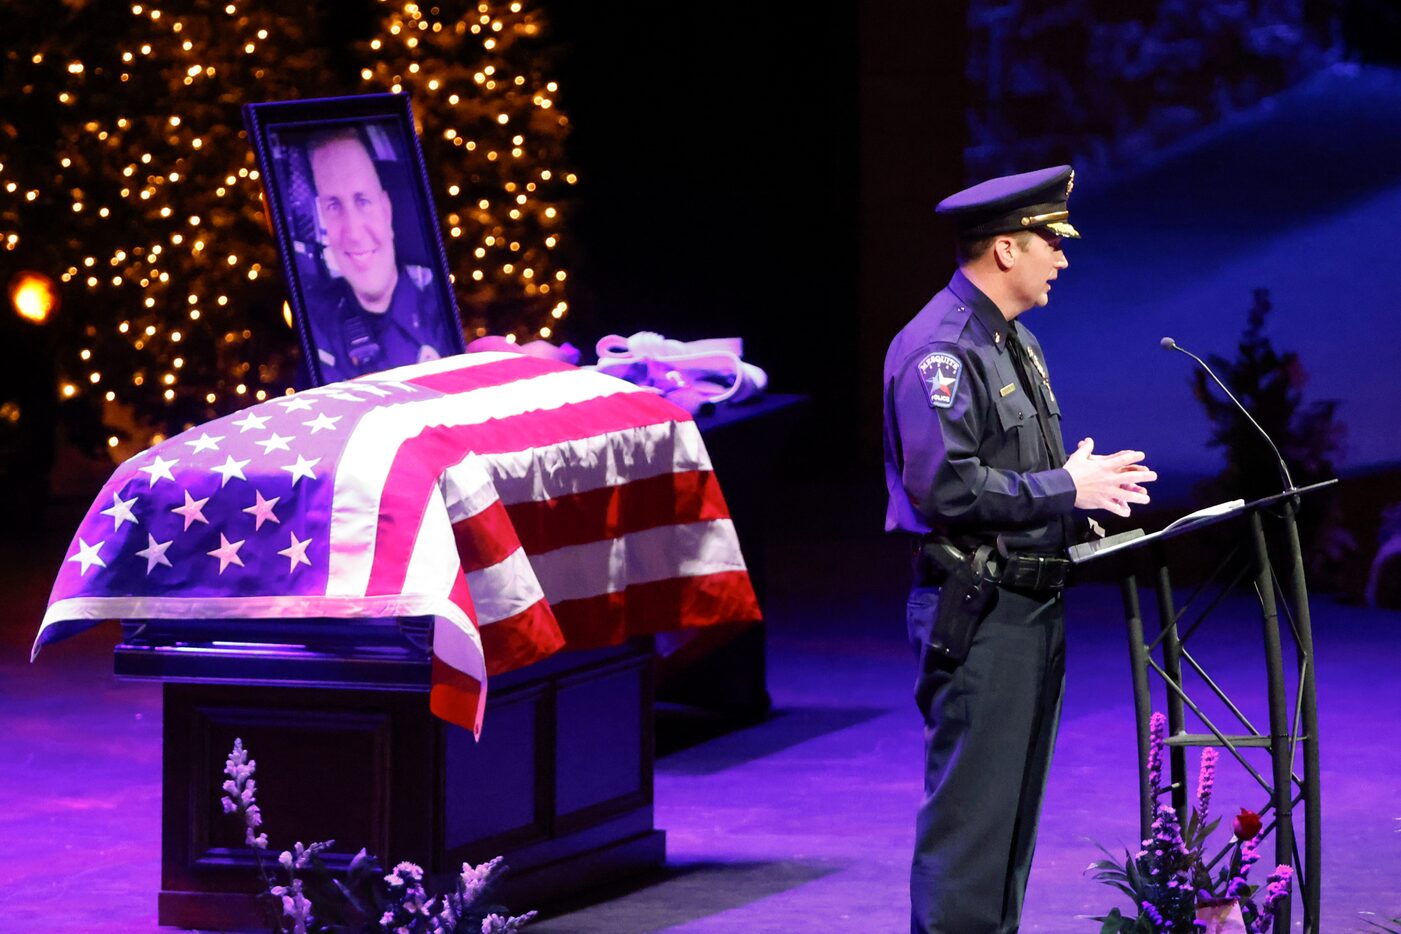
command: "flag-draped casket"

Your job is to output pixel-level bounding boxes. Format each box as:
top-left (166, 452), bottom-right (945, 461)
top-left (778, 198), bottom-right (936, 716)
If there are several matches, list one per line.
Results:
top-left (33, 352), bottom-right (762, 735)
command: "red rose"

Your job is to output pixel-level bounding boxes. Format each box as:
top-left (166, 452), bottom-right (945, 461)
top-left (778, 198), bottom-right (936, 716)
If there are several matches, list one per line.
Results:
top-left (1233, 808), bottom-right (1262, 840)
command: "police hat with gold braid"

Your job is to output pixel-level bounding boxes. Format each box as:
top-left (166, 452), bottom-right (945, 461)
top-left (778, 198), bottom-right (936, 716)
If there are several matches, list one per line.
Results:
top-left (936, 165), bottom-right (1080, 240)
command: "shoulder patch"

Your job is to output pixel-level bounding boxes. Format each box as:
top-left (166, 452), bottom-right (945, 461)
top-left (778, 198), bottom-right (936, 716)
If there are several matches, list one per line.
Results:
top-left (917, 351), bottom-right (961, 409)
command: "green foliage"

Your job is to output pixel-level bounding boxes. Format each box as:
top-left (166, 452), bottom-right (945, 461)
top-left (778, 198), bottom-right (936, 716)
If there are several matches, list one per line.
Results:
top-left (1192, 288), bottom-right (1344, 502)
top-left (221, 738), bottom-right (535, 933)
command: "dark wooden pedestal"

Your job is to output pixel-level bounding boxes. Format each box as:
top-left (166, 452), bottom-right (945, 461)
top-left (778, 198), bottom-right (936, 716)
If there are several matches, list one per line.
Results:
top-left (116, 632), bottom-right (662, 930)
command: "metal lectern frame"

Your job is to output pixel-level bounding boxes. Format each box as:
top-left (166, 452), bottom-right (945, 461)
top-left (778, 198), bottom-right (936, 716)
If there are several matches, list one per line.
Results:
top-left (1070, 479), bottom-right (1334, 933)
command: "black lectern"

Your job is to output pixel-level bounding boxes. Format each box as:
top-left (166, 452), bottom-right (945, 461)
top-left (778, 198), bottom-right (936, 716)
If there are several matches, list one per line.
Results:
top-left (1070, 480), bottom-right (1334, 933)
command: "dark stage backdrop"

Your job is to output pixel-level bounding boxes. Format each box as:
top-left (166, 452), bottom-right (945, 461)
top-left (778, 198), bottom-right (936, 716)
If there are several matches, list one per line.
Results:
top-left (549, 2), bottom-right (866, 463)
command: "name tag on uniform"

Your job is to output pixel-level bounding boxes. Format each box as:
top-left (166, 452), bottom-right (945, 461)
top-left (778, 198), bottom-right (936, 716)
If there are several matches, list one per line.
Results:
top-left (999, 383), bottom-right (1016, 397)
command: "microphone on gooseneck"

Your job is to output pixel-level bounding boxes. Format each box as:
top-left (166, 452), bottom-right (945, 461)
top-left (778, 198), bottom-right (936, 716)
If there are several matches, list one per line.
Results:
top-left (1159, 336), bottom-right (1295, 494)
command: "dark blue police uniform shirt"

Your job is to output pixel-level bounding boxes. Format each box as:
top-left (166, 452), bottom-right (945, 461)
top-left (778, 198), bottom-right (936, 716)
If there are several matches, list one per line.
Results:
top-left (882, 269), bottom-right (1077, 553)
top-left (312, 264), bottom-right (454, 383)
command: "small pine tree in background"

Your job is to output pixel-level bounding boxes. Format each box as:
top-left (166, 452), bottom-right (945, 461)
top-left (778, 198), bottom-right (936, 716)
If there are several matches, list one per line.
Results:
top-left (1193, 288), bottom-right (1352, 578)
top-left (0, 0), bottom-right (335, 452)
top-left (361, 0), bottom-right (576, 344)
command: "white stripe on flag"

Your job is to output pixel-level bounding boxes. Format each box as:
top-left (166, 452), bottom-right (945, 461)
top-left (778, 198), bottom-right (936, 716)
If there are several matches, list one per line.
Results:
top-left (402, 485), bottom-right (473, 602)
top-left (439, 453), bottom-right (501, 523)
top-left (526, 519), bottom-right (746, 604)
top-left (485, 420), bottom-right (711, 506)
top-left (465, 547), bottom-right (547, 625)
top-left (327, 367), bottom-right (645, 594)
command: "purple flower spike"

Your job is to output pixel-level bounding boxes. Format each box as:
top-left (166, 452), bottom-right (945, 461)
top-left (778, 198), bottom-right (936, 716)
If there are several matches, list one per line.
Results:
top-left (1196, 747), bottom-right (1219, 820)
top-left (1252, 864), bottom-right (1295, 934)
top-left (1141, 900), bottom-right (1165, 929)
top-left (1148, 712), bottom-right (1168, 796)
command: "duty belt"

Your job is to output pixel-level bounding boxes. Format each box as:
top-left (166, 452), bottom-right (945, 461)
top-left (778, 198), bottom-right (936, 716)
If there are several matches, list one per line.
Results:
top-left (919, 537), bottom-right (1072, 594)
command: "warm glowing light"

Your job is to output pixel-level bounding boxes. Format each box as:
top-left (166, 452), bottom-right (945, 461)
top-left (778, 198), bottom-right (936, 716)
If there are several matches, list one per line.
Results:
top-left (9, 272), bottom-right (59, 325)
top-left (61, 383), bottom-right (78, 398)
top-left (108, 436), bottom-right (120, 448)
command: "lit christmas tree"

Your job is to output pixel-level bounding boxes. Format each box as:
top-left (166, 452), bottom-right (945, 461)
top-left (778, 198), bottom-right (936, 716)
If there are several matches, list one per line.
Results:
top-left (0, 0), bottom-right (332, 452)
top-left (1, 0), bottom-right (575, 460)
top-left (361, 0), bottom-right (576, 343)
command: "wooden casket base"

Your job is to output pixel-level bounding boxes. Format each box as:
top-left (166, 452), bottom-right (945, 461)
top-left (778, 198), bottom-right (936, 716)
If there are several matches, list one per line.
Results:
top-left (115, 626), bottom-right (662, 930)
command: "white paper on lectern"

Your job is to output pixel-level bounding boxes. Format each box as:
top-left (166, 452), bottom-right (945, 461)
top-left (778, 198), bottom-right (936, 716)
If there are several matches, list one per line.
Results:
top-left (1161, 499), bottom-right (1246, 534)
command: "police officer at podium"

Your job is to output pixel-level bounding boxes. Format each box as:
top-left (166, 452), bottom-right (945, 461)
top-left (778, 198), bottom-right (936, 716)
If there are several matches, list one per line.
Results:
top-left (305, 129), bottom-right (456, 383)
top-left (882, 165), bottom-right (1158, 933)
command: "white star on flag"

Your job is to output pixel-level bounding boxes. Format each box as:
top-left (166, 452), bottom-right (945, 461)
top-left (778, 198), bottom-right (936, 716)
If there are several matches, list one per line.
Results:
top-left (303, 413), bottom-right (341, 434)
top-left (278, 395), bottom-right (317, 413)
top-left (324, 390), bottom-right (363, 402)
top-left (211, 455), bottom-right (252, 486)
top-left (67, 537), bottom-right (106, 576)
top-left (207, 534), bottom-right (246, 574)
top-left (100, 492), bottom-right (139, 530)
top-left (931, 371), bottom-right (957, 397)
top-left (255, 432), bottom-right (294, 455)
top-left (172, 490), bottom-right (211, 530)
top-left (139, 455), bottom-right (178, 486)
top-left (184, 432), bottom-right (224, 454)
top-left (277, 531), bottom-right (312, 573)
top-left (231, 412), bottom-right (270, 433)
top-left (282, 455), bottom-right (320, 486)
top-left (134, 534), bottom-right (173, 573)
top-left (242, 490), bottom-right (281, 530)
top-left (356, 384), bottom-right (392, 397)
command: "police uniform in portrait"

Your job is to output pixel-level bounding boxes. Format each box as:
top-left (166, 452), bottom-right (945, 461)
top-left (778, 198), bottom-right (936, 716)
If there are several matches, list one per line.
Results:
top-left (883, 166), bottom-right (1097, 934)
top-left (311, 263), bottom-right (454, 384)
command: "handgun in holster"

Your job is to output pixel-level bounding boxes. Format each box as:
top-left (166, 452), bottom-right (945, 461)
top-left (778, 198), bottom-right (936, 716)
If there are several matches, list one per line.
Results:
top-left (920, 540), bottom-right (999, 663)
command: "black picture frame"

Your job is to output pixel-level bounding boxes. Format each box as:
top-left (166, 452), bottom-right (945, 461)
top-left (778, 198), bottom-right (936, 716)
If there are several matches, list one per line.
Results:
top-left (243, 93), bottom-right (465, 386)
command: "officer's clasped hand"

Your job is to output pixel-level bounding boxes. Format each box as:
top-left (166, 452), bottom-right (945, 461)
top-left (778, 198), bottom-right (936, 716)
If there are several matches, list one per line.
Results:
top-left (1064, 437), bottom-right (1158, 517)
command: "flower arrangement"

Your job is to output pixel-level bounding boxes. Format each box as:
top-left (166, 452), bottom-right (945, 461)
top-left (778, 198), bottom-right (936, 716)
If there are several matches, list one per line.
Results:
top-left (1088, 713), bottom-right (1294, 933)
top-left (221, 739), bottom-right (537, 934)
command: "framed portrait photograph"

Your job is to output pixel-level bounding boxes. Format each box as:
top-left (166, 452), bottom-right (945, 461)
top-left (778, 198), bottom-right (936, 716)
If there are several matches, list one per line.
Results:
top-left (243, 93), bottom-right (466, 386)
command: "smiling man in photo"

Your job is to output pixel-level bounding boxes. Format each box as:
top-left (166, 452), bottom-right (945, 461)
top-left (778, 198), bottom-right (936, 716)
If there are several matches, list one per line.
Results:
top-left (305, 128), bottom-right (456, 382)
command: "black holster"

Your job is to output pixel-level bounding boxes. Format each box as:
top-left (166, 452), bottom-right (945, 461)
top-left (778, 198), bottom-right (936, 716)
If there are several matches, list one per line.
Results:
top-left (920, 541), bottom-right (998, 663)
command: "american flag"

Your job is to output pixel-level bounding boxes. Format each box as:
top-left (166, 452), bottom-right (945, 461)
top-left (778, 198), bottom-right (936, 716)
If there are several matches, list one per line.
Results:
top-left (33, 352), bottom-right (761, 735)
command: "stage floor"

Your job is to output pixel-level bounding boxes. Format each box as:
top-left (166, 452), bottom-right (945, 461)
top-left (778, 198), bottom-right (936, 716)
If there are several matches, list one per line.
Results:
top-left (1, 488), bottom-right (1397, 932)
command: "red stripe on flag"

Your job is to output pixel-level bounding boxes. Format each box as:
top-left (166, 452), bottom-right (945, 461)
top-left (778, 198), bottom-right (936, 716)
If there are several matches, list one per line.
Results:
top-left (366, 392), bottom-right (692, 595)
top-left (430, 655), bottom-right (485, 737)
top-left (549, 570), bottom-right (762, 651)
top-left (480, 598), bottom-right (566, 675)
top-left (448, 567), bottom-right (478, 620)
top-left (452, 500), bottom-right (522, 573)
top-left (503, 470), bottom-right (731, 555)
top-left (408, 355), bottom-right (575, 394)
top-left (450, 391), bottom-right (693, 456)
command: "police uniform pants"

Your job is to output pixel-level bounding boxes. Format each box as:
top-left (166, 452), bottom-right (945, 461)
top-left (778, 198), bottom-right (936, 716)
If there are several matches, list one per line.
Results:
top-left (908, 585), bottom-right (1066, 934)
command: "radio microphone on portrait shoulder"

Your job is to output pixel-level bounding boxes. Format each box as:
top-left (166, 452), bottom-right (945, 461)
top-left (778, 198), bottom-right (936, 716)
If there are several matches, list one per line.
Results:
top-left (1159, 336), bottom-right (1295, 494)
